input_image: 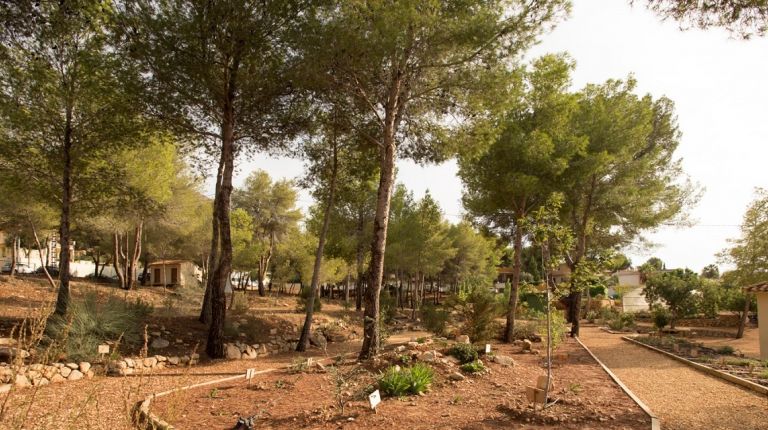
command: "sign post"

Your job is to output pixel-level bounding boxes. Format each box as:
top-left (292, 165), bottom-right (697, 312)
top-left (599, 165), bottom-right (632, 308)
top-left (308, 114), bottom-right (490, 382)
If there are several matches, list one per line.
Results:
top-left (368, 389), bottom-right (381, 413)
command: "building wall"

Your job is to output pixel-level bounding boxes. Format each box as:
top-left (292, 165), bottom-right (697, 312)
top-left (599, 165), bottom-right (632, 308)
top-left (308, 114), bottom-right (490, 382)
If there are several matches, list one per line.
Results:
top-left (622, 287), bottom-right (651, 312)
top-left (757, 293), bottom-right (768, 359)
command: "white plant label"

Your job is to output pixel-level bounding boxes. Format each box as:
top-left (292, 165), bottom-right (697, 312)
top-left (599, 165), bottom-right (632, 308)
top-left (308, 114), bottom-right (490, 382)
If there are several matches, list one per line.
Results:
top-left (485, 344), bottom-right (491, 354)
top-left (246, 368), bottom-right (256, 382)
top-left (368, 389), bottom-right (381, 409)
top-left (98, 344), bottom-right (110, 354)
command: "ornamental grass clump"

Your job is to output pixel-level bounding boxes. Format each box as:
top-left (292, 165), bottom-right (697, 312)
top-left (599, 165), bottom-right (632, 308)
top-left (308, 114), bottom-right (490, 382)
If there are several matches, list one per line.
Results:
top-left (378, 363), bottom-right (434, 397)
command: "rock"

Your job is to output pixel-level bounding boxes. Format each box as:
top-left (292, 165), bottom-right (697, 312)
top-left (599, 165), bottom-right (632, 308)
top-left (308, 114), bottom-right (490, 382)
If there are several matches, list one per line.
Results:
top-left (144, 357), bottom-right (158, 368)
top-left (0, 346), bottom-right (29, 362)
top-left (14, 374), bottom-right (31, 387)
top-left (315, 361), bottom-right (326, 372)
top-left (395, 345), bottom-right (407, 353)
top-left (60, 366), bottom-right (72, 378)
top-left (34, 377), bottom-right (49, 386)
top-left (86, 370), bottom-right (94, 379)
top-left (67, 370), bottom-right (84, 381)
top-left (155, 355), bottom-right (167, 362)
top-left (191, 353), bottom-right (200, 361)
top-left (79, 362), bottom-right (91, 373)
top-left (310, 331), bottom-right (328, 349)
top-left (124, 358), bottom-right (135, 368)
top-left (50, 374), bottom-right (65, 384)
top-left (0, 338), bottom-right (13, 346)
top-left (269, 328), bottom-right (278, 335)
top-left (0, 383), bottom-right (11, 394)
top-left (420, 351), bottom-right (437, 362)
top-left (456, 335), bottom-right (470, 344)
top-left (225, 343), bottom-right (242, 360)
top-left (66, 362), bottom-right (79, 370)
top-left (449, 372), bottom-right (465, 381)
top-left (521, 339), bottom-right (532, 351)
top-left (151, 331), bottom-right (162, 337)
top-left (151, 338), bottom-right (170, 349)
top-left (493, 355), bottom-right (515, 366)
top-left (180, 355), bottom-right (190, 364)
top-left (407, 341), bottom-right (419, 348)
top-left (242, 346), bottom-right (258, 359)
top-left (168, 356), bottom-right (180, 365)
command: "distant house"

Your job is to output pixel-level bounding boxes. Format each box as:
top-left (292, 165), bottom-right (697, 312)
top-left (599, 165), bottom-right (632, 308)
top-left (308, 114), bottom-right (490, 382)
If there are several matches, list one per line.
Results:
top-left (147, 260), bottom-right (201, 288)
top-left (611, 270), bottom-right (651, 313)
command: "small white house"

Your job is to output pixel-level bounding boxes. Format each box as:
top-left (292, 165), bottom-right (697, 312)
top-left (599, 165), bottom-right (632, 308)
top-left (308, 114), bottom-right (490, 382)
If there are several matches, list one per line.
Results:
top-left (148, 260), bottom-right (201, 288)
top-left (612, 270), bottom-right (651, 313)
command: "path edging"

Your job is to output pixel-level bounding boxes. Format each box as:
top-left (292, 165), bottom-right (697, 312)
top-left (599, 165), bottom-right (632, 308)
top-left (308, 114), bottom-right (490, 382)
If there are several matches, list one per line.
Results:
top-left (575, 336), bottom-right (661, 430)
top-left (621, 336), bottom-right (768, 397)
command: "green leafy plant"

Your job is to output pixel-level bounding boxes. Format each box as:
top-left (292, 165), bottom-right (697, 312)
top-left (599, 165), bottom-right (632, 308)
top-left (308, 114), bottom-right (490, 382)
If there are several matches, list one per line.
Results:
top-left (449, 343), bottom-right (479, 364)
top-left (297, 286), bottom-right (322, 312)
top-left (378, 363), bottom-right (434, 397)
top-left (449, 285), bottom-right (501, 342)
top-left (511, 320), bottom-right (538, 341)
top-left (459, 360), bottom-right (485, 373)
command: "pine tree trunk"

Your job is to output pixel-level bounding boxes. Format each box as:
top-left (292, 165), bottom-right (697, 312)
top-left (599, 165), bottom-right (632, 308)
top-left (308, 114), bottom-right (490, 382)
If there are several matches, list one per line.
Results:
top-left (504, 227), bottom-right (523, 342)
top-left (359, 136), bottom-right (396, 359)
top-left (355, 220), bottom-right (365, 311)
top-left (200, 155), bottom-right (224, 324)
top-left (29, 218), bottom-right (55, 290)
top-left (9, 236), bottom-right (16, 278)
top-left (53, 109), bottom-right (73, 316)
top-left (113, 232), bottom-right (126, 289)
top-left (206, 60), bottom-right (239, 358)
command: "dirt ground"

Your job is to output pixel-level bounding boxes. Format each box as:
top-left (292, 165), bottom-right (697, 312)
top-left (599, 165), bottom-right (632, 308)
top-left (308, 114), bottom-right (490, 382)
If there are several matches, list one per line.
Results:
top-left (152, 338), bottom-right (650, 430)
top-left (580, 325), bottom-right (768, 430)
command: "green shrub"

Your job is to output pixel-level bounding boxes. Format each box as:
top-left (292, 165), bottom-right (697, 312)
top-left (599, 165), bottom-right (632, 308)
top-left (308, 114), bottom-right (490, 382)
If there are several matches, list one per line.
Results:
top-left (421, 304), bottom-right (450, 336)
top-left (589, 285), bottom-right (606, 297)
top-left (715, 345), bottom-right (735, 355)
top-left (652, 307), bottom-right (671, 330)
top-left (378, 363), bottom-right (434, 396)
top-left (528, 310), bottom-right (567, 349)
top-left (46, 292), bottom-right (152, 361)
top-left (450, 286), bottom-right (501, 342)
top-left (449, 343), bottom-right (479, 364)
top-left (230, 291), bottom-right (249, 313)
top-left (460, 360), bottom-right (485, 373)
top-left (511, 320), bottom-right (538, 341)
top-left (608, 312), bottom-right (635, 331)
top-left (380, 290), bottom-right (398, 324)
top-left (296, 286), bottom-right (322, 313)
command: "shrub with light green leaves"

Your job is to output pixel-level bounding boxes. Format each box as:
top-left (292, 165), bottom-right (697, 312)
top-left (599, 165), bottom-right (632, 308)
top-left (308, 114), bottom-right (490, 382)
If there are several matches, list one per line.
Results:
top-left (460, 360), bottom-right (485, 373)
top-left (449, 343), bottom-right (479, 364)
top-left (378, 363), bottom-right (434, 396)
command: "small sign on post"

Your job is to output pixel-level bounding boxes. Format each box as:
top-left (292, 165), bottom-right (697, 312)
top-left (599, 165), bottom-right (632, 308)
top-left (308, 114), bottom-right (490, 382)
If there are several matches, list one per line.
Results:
top-left (368, 389), bottom-right (381, 412)
top-left (98, 344), bottom-right (110, 354)
top-left (485, 344), bottom-right (491, 354)
top-left (246, 368), bottom-right (256, 386)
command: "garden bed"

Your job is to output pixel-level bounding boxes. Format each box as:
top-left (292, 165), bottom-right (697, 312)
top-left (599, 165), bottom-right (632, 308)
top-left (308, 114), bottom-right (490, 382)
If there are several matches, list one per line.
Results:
top-left (150, 338), bottom-right (651, 429)
top-left (630, 335), bottom-right (768, 389)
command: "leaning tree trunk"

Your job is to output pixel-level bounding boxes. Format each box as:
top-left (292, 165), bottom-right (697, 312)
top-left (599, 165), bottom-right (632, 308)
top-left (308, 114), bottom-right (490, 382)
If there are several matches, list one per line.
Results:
top-left (113, 232), bottom-right (126, 289)
top-left (504, 227), bottom-right (523, 342)
top-left (297, 141), bottom-right (338, 351)
top-left (9, 236), bottom-right (17, 278)
top-left (126, 221), bottom-right (143, 290)
top-left (29, 217), bottom-right (56, 290)
top-left (359, 136), bottom-right (396, 359)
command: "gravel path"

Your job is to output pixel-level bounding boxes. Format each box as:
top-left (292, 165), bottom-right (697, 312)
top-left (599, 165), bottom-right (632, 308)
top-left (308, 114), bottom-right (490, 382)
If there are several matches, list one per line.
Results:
top-left (580, 326), bottom-right (768, 430)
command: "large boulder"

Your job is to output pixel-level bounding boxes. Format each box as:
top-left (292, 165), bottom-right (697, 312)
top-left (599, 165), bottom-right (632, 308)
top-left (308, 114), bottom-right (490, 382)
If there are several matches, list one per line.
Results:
top-left (242, 346), bottom-right (258, 359)
top-left (310, 331), bottom-right (328, 349)
top-left (67, 370), bottom-right (84, 381)
top-left (456, 335), bottom-right (470, 344)
top-left (225, 343), bottom-right (242, 360)
top-left (493, 355), bottom-right (515, 367)
top-left (151, 338), bottom-right (170, 350)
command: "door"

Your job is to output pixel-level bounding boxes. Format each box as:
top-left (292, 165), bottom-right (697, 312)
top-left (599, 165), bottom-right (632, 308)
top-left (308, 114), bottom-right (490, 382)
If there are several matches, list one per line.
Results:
top-left (171, 267), bottom-right (178, 284)
top-left (153, 268), bottom-right (161, 285)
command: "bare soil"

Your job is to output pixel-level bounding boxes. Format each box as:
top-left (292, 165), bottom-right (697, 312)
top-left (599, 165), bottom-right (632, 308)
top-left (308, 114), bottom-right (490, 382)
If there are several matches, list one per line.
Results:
top-left (152, 338), bottom-right (650, 430)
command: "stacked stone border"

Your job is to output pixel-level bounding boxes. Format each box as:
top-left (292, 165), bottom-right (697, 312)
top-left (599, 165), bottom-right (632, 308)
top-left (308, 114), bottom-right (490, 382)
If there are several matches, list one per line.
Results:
top-left (132, 352), bottom-right (359, 430)
top-left (575, 336), bottom-right (661, 430)
top-left (622, 335), bottom-right (768, 397)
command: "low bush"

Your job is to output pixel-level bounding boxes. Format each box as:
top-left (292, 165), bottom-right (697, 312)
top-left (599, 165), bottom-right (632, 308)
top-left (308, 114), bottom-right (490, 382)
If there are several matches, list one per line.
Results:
top-left (380, 291), bottom-right (398, 324)
top-left (450, 286), bottom-right (501, 342)
top-left (652, 307), bottom-right (671, 330)
top-left (45, 292), bottom-right (152, 361)
top-left (421, 304), bottom-right (450, 336)
top-left (378, 363), bottom-right (434, 396)
top-left (608, 312), bottom-right (635, 331)
top-left (511, 320), bottom-right (538, 341)
top-left (715, 345), bottom-right (735, 355)
top-left (449, 343), bottom-right (479, 364)
top-left (460, 360), bottom-right (485, 373)
top-left (296, 286), bottom-right (322, 313)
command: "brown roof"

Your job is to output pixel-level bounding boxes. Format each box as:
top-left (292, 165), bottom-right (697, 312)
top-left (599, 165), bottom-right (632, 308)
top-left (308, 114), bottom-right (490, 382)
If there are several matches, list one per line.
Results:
top-left (743, 282), bottom-right (768, 293)
top-left (148, 260), bottom-right (190, 266)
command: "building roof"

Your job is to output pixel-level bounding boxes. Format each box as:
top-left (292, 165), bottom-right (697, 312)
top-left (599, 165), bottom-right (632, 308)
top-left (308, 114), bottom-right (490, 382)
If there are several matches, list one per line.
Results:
top-left (148, 260), bottom-right (191, 266)
top-left (743, 282), bottom-right (768, 293)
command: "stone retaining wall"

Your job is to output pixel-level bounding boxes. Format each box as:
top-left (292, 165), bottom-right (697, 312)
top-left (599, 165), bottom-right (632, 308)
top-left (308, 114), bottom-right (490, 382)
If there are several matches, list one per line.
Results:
top-left (0, 361), bottom-right (98, 393)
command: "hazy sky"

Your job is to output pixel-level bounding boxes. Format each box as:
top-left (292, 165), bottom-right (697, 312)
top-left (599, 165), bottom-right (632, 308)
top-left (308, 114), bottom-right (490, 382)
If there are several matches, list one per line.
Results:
top-left (223, 0), bottom-right (768, 272)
